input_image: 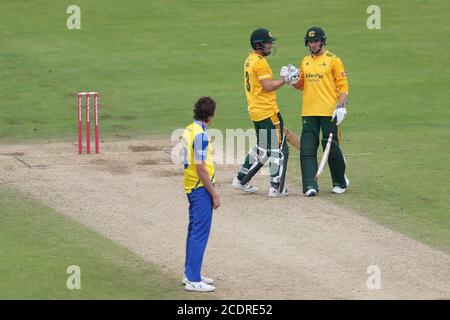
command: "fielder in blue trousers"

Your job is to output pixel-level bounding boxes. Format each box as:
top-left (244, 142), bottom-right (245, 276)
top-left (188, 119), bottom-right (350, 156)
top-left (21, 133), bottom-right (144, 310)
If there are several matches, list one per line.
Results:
top-left (185, 187), bottom-right (213, 281)
top-left (182, 97), bottom-right (220, 292)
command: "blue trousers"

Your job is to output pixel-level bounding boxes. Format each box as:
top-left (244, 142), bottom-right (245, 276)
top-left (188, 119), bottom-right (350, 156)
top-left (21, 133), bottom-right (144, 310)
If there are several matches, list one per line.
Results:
top-left (185, 187), bottom-right (213, 282)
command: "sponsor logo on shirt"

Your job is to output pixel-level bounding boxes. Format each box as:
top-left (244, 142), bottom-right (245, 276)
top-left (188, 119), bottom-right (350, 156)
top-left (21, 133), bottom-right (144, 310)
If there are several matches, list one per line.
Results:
top-left (305, 73), bottom-right (323, 82)
top-left (305, 73), bottom-right (323, 79)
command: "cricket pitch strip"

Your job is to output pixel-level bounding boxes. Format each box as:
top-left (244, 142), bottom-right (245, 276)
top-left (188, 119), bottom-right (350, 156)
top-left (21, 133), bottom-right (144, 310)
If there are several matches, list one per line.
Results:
top-left (1, 138), bottom-right (450, 299)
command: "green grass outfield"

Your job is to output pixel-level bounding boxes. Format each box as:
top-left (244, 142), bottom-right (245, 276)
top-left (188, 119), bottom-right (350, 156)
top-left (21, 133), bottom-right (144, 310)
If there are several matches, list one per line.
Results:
top-left (0, 185), bottom-right (194, 299)
top-left (1, 0), bottom-right (450, 298)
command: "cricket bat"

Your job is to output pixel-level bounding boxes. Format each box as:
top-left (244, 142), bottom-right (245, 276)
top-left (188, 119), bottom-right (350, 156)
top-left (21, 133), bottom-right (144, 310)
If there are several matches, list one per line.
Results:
top-left (284, 127), bottom-right (300, 150)
top-left (315, 120), bottom-right (337, 180)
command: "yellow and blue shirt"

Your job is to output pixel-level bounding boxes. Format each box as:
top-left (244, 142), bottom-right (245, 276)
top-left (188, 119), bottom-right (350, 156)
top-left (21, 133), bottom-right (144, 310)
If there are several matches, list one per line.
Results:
top-left (182, 121), bottom-right (215, 194)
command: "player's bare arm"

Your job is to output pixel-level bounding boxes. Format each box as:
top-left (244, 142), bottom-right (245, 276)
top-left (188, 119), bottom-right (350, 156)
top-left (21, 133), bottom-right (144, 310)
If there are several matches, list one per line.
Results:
top-left (260, 64), bottom-right (299, 91)
top-left (260, 78), bottom-right (285, 92)
top-left (338, 93), bottom-right (348, 105)
top-left (292, 80), bottom-right (303, 90)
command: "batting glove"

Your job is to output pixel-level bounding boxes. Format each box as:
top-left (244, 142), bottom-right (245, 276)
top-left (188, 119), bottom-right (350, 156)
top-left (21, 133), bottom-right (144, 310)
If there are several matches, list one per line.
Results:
top-left (331, 102), bottom-right (347, 126)
top-left (280, 66), bottom-right (289, 78)
top-left (286, 64), bottom-right (300, 85)
top-left (288, 70), bottom-right (300, 85)
top-left (280, 64), bottom-right (299, 84)
top-left (280, 65), bottom-right (289, 83)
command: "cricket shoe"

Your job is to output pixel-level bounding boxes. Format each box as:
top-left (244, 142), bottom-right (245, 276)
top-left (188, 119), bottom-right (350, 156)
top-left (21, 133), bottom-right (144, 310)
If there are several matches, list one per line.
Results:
top-left (184, 281), bottom-right (215, 292)
top-left (182, 276), bottom-right (214, 285)
top-left (232, 177), bottom-right (258, 193)
top-left (332, 176), bottom-right (350, 194)
top-left (304, 188), bottom-right (318, 197)
top-left (268, 186), bottom-right (290, 197)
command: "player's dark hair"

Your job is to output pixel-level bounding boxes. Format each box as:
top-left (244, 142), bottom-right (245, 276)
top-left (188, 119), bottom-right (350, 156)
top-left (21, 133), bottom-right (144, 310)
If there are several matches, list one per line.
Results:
top-left (193, 96), bottom-right (216, 121)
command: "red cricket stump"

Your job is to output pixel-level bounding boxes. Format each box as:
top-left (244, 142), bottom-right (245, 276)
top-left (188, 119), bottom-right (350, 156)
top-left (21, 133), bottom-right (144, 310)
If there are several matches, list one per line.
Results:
top-left (94, 93), bottom-right (100, 154)
top-left (77, 91), bottom-right (100, 155)
top-left (78, 94), bottom-right (83, 154)
top-left (86, 93), bottom-right (91, 154)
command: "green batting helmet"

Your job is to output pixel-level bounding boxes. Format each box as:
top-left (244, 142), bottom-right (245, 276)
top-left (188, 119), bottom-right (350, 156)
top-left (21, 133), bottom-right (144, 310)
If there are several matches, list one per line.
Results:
top-left (250, 28), bottom-right (276, 53)
top-left (304, 26), bottom-right (327, 46)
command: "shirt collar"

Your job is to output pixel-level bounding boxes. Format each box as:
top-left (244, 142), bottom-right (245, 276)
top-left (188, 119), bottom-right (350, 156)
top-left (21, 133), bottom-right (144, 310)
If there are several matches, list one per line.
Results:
top-left (194, 120), bottom-right (207, 131)
top-left (252, 51), bottom-right (264, 58)
top-left (312, 50), bottom-right (327, 59)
